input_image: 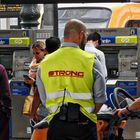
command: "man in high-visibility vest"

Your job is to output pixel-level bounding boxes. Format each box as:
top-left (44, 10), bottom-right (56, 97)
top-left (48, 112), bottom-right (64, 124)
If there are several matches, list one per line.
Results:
top-left (36, 19), bottom-right (107, 140)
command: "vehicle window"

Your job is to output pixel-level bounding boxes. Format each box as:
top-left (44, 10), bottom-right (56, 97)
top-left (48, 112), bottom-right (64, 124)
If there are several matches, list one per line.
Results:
top-left (125, 20), bottom-right (140, 28)
top-left (58, 7), bottom-right (111, 39)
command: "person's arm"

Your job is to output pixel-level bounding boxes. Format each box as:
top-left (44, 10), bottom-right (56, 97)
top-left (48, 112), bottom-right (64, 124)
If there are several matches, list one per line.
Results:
top-left (128, 97), bottom-right (140, 110)
top-left (93, 57), bottom-right (107, 113)
top-left (36, 66), bottom-right (46, 107)
top-left (30, 87), bottom-right (40, 121)
top-left (99, 52), bottom-right (107, 79)
top-left (117, 97), bottom-right (140, 117)
top-left (95, 103), bottom-right (104, 113)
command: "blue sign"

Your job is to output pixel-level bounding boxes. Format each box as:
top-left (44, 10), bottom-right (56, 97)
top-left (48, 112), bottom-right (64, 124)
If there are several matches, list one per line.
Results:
top-left (106, 87), bottom-right (116, 109)
top-left (10, 81), bottom-right (25, 87)
top-left (11, 88), bottom-right (29, 96)
top-left (124, 88), bottom-right (137, 96)
top-left (10, 81), bottom-right (30, 96)
top-left (117, 81), bottom-right (137, 96)
top-left (118, 81), bottom-right (137, 87)
top-left (101, 36), bottom-right (115, 44)
top-left (0, 38), bottom-right (9, 45)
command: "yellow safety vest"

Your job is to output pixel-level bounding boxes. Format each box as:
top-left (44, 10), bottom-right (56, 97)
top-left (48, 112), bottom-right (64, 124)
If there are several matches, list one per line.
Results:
top-left (40, 47), bottom-right (97, 123)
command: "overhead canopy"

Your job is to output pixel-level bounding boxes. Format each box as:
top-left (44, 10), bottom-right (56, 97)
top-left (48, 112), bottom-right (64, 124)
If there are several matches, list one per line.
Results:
top-left (1, 0), bottom-right (130, 4)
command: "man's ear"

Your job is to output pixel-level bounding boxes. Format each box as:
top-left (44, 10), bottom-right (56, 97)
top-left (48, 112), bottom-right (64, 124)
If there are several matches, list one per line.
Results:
top-left (94, 40), bottom-right (99, 47)
top-left (79, 31), bottom-right (84, 42)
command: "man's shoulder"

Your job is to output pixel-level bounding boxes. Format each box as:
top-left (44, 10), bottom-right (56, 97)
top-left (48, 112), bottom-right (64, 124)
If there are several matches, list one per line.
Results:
top-left (95, 48), bottom-right (104, 55)
top-left (0, 64), bottom-right (5, 69)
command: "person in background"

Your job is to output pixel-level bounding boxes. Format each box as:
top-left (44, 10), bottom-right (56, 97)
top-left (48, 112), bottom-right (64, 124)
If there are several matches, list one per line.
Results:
top-left (0, 64), bottom-right (12, 140)
top-left (30, 37), bottom-right (61, 121)
top-left (29, 41), bottom-right (47, 82)
top-left (24, 41), bottom-right (47, 121)
top-left (85, 32), bottom-right (107, 78)
top-left (36, 19), bottom-right (107, 140)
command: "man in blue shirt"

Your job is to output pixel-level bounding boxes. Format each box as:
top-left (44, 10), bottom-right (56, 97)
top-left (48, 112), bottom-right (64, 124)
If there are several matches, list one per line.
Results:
top-left (85, 32), bottom-right (107, 78)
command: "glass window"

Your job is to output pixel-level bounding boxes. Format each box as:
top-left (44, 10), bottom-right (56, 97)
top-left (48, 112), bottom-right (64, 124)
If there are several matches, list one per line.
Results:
top-left (58, 7), bottom-right (111, 39)
top-left (0, 18), bottom-right (7, 29)
top-left (10, 18), bottom-right (18, 26)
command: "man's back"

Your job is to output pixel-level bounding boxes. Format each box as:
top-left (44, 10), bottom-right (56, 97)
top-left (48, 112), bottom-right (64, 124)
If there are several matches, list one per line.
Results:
top-left (85, 43), bottom-right (107, 78)
top-left (85, 43), bottom-right (104, 61)
top-left (85, 32), bottom-right (107, 78)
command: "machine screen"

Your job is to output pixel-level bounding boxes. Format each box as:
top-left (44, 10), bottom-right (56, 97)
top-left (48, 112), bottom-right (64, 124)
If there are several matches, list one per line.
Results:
top-left (0, 54), bottom-right (13, 78)
top-left (105, 53), bottom-right (118, 78)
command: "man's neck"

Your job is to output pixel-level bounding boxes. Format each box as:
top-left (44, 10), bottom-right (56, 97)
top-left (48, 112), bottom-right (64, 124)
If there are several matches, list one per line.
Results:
top-left (64, 38), bottom-right (79, 46)
top-left (87, 41), bottom-right (96, 48)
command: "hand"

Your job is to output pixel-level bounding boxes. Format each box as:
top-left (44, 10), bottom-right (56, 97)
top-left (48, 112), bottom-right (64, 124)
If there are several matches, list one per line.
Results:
top-left (116, 108), bottom-right (128, 118)
top-left (30, 113), bottom-right (39, 122)
top-left (24, 77), bottom-right (34, 85)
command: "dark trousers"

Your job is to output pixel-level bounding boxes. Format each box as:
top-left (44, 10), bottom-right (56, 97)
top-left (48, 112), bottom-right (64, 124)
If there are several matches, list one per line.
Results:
top-left (0, 112), bottom-right (10, 140)
top-left (47, 113), bottom-right (98, 140)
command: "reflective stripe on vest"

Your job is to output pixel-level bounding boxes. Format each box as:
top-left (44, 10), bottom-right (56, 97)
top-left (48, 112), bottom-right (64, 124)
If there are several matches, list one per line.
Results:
top-left (48, 104), bottom-right (95, 114)
top-left (46, 91), bottom-right (94, 111)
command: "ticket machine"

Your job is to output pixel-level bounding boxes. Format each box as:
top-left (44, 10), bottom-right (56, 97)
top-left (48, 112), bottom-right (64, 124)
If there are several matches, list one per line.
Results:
top-left (89, 28), bottom-right (139, 139)
top-left (0, 29), bottom-right (53, 139)
top-left (88, 28), bottom-right (138, 96)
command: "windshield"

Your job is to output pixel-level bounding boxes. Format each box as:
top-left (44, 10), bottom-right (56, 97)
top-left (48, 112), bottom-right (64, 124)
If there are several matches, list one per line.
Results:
top-left (58, 7), bottom-right (112, 39)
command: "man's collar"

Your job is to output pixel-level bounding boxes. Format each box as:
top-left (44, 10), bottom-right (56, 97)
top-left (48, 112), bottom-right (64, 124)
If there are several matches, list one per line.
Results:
top-left (61, 42), bottom-right (79, 48)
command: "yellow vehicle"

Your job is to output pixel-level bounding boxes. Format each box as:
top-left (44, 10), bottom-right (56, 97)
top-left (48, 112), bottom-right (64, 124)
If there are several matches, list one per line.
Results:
top-left (57, 3), bottom-right (140, 37)
top-left (108, 3), bottom-right (140, 28)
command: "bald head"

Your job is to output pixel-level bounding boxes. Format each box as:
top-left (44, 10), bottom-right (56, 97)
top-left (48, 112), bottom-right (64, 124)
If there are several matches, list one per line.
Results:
top-left (63, 19), bottom-right (87, 49)
top-left (64, 19), bottom-right (87, 38)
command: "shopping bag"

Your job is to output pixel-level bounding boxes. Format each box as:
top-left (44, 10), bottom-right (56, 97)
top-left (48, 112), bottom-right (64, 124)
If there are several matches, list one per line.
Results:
top-left (22, 95), bottom-right (34, 117)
